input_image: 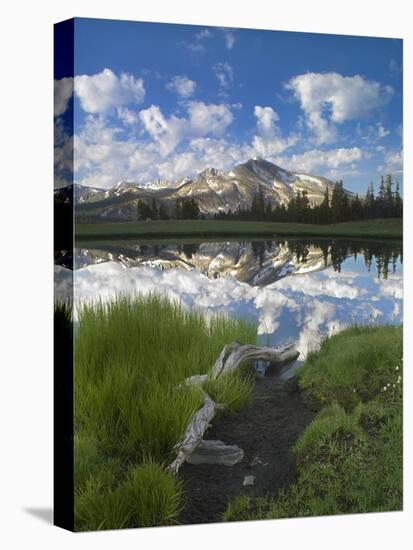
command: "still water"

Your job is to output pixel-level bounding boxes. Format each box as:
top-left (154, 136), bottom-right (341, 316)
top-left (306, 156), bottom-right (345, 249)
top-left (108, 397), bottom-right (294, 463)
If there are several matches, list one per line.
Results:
top-left (55, 238), bottom-right (403, 357)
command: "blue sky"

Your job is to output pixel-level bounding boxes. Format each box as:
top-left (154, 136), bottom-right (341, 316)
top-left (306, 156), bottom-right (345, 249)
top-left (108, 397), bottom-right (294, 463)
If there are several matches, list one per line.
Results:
top-left (54, 17), bottom-right (403, 193)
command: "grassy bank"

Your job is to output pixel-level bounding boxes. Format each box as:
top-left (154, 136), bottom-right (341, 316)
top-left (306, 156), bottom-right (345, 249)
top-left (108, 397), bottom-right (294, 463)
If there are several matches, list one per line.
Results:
top-left (74, 294), bottom-right (257, 531)
top-left (76, 218), bottom-right (402, 241)
top-left (224, 325), bottom-right (403, 521)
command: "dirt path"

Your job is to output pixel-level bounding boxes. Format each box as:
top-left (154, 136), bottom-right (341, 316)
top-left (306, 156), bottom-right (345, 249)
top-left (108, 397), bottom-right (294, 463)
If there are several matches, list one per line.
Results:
top-left (179, 372), bottom-right (315, 525)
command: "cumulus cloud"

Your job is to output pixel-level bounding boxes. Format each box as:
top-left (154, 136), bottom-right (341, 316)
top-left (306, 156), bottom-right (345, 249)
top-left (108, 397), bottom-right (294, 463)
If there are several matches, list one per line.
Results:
top-left (166, 75), bottom-right (196, 98)
top-left (139, 105), bottom-right (185, 155)
top-left (276, 147), bottom-right (363, 174)
top-left (74, 101), bottom-right (237, 187)
top-left (286, 72), bottom-right (393, 144)
top-left (54, 77), bottom-right (73, 117)
top-left (251, 105), bottom-right (297, 157)
top-left (254, 106), bottom-right (279, 136)
top-left (55, 70), bottom-right (146, 116)
top-left (116, 106), bottom-right (140, 126)
top-left (138, 101), bottom-right (234, 156)
top-left (187, 101), bottom-right (234, 135)
top-left (74, 68), bottom-right (145, 114)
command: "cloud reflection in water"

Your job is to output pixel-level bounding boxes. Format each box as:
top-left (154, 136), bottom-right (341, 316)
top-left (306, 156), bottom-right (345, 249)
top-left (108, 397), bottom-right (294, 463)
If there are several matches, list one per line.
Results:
top-left (55, 243), bottom-right (403, 357)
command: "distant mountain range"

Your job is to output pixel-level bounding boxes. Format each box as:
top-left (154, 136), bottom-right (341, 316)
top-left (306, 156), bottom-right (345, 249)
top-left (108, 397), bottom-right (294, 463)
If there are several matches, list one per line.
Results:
top-left (55, 158), bottom-right (343, 221)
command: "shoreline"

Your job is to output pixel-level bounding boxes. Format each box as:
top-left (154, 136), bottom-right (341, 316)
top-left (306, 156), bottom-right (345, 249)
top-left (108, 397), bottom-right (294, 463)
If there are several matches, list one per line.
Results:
top-left (75, 219), bottom-right (402, 242)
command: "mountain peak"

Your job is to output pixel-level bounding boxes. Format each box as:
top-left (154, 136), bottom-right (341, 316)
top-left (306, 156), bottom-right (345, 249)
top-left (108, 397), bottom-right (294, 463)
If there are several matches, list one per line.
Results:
top-left (198, 167), bottom-right (221, 178)
top-left (72, 157), bottom-right (341, 218)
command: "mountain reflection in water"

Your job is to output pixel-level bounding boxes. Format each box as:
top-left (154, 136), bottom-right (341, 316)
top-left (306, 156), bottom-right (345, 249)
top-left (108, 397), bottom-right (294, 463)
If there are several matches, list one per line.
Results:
top-left (54, 238), bottom-right (403, 356)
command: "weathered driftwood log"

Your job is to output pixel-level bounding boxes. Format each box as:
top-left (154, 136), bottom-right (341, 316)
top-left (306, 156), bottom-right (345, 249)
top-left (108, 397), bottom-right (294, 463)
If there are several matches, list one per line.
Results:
top-left (211, 342), bottom-right (299, 378)
top-left (186, 440), bottom-right (244, 466)
top-left (167, 342), bottom-right (299, 474)
top-left (167, 395), bottom-right (225, 475)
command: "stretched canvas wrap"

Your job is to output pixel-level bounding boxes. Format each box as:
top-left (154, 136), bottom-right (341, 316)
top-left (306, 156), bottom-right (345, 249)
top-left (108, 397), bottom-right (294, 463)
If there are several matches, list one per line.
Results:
top-left (54, 17), bottom-right (403, 531)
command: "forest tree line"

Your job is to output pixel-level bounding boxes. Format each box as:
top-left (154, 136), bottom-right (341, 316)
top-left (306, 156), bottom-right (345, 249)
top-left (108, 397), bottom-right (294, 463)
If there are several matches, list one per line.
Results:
top-left (137, 174), bottom-right (402, 224)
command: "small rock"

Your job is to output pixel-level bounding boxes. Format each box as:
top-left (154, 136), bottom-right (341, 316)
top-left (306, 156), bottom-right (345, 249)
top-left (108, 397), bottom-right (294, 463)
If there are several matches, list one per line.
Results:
top-left (243, 475), bottom-right (256, 487)
top-left (250, 455), bottom-right (268, 467)
top-left (187, 440), bottom-right (244, 466)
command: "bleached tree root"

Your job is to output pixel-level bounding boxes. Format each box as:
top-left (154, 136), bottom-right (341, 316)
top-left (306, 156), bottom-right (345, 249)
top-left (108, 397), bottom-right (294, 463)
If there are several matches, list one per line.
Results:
top-left (167, 342), bottom-right (299, 474)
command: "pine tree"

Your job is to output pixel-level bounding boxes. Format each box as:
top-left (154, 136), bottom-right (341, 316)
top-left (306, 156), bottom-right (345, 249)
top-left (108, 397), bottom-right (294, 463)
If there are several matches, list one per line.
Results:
top-left (265, 201), bottom-right (273, 221)
top-left (351, 194), bottom-right (364, 220)
top-left (365, 182), bottom-right (375, 219)
top-left (394, 181), bottom-right (403, 218)
top-left (330, 181), bottom-right (346, 223)
top-left (383, 174), bottom-right (394, 217)
top-left (137, 199), bottom-right (152, 220)
top-left (256, 187), bottom-right (265, 219)
top-left (158, 203), bottom-right (169, 220)
top-left (174, 199), bottom-right (182, 220)
top-left (320, 185), bottom-right (330, 224)
top-left (151, 199), bottom-right (158, 220)
top-left (376, 175), bottom-right (386, 217)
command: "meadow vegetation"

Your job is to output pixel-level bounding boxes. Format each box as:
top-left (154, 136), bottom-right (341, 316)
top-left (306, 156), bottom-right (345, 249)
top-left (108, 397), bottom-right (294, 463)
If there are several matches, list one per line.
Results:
top-left (224, 325), bottom-right (403, 521)
top-left (76, 218), bottom-right (402, 241)
top-left (73, 294), bottom-right (257, 530)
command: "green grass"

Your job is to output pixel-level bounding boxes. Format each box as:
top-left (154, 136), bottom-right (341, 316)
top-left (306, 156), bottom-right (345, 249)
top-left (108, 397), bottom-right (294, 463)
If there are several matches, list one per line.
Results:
top-left (298, 324), bottom-right (403, 410)
top-left (75, 457), bottom-right (183, 531)
top-left (203, 371), bottom-right (254, 414)
top-left (76, 218), bottom-right (402, 241)
top-left (223, 325), bottom-right (403, 522)
top-left (74, 293), bottom-right (257, 530)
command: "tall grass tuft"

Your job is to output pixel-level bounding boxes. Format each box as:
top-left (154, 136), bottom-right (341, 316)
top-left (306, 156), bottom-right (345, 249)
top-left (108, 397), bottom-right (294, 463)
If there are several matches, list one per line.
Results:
top-left (75, 457), bottom-right (182, 531)
top-left (74, 293), bottom-right (257, 530)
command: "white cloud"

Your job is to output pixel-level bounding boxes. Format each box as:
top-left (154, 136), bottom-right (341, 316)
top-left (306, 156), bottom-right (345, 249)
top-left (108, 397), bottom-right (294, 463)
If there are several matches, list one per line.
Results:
top-left (166, 75), bottom-right (196, 98)
top-left (54, 77), bottom-right (73, 117)
top-left (286, 72), bottom-right (393, 144)
top-left (187, 101), bottom-right (234, 135)
top-left (74, 101), bottom-right (237, 187)
top-left (276, 147), bottom-right (363, 174)
top-left (184, 28), bottom-right (213, 53)
top-left (196, 29), bottom-right (212, 40)
top-left (251, 105), bottom-right (297, 157)
top-left (138, 101), bottom-right (234, 156)
top-left (117, 106), bottom-right (140, 126)
top-left (74, 68), bottom-right (145, 114)
top-left (379, 149), bottom-right (403, 174)
top-left (254, 106), bottom-right (279, 136)
top-left (377, 123), bottom-right (390, 139)
top-left (213, 62), bottom-right (234, 95)
top-left (358, 122), bottom-right (390, 144)
top-left (139, 105), bottom-right (185, 155)
top-left (222, 28), bottom-right (236, 50)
